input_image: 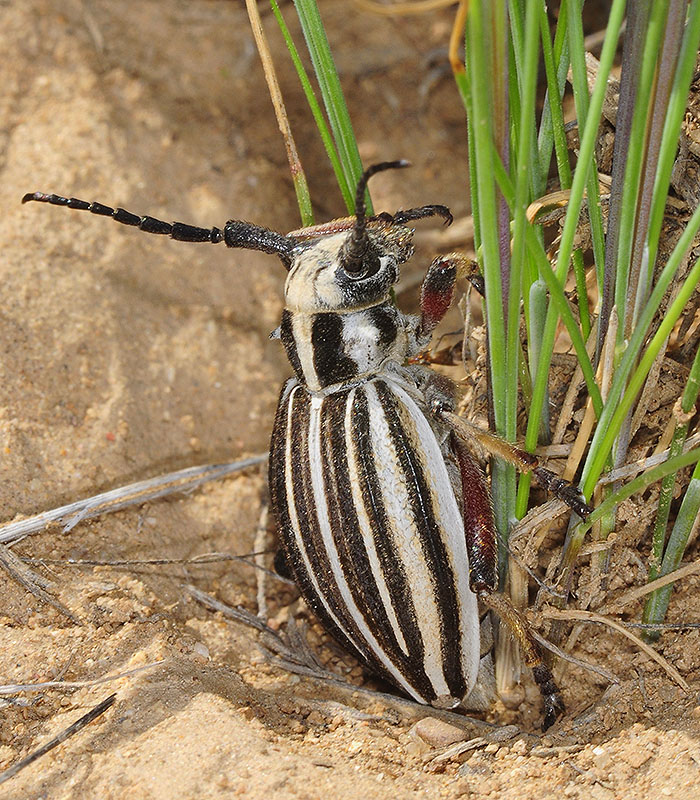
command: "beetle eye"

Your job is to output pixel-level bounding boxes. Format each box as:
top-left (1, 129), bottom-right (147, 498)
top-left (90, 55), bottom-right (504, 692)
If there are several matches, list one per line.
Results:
top-left (343, 249), bottom-right (380, 280)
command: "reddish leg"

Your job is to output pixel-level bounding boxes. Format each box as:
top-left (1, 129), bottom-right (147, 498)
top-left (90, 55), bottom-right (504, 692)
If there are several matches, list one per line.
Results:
top-left (451, 435), bottom-right (566, 730)
top-left (419, 253), bottom-right (476, 337)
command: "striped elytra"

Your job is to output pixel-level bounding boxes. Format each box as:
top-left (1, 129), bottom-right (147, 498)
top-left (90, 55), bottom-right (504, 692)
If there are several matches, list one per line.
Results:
top-left (269, 376), bottom-right (485, 708)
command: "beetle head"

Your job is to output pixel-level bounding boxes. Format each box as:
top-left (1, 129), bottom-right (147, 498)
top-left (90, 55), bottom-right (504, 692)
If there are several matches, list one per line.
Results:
top-left (284, 161), bottom-right (452, 313)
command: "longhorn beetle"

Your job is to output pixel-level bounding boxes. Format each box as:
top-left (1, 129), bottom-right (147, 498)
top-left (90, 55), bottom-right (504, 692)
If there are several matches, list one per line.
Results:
top-left (23, 160), bottom-right (591, 729)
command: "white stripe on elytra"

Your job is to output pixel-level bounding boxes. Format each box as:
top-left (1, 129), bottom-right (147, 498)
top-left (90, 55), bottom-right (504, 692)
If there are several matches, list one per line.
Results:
top-left (283, 387), bottom-right (423, 701)
top-left (364, 381), bottom-right (452, 699)
top-left (344, 388), bottom-right (409, 657)
top-left (388, 380), bottom-right (481, 698)
top-left (306, 392), bottom-right (424, 700)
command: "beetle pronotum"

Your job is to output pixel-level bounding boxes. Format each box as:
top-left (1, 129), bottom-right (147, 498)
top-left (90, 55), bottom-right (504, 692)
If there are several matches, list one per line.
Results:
top-left (23, 160), bottom-right (591, 729)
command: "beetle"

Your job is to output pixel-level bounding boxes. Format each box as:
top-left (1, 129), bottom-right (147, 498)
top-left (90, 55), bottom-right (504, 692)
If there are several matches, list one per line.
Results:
top-left (23, 160), bottom-right (591, 729)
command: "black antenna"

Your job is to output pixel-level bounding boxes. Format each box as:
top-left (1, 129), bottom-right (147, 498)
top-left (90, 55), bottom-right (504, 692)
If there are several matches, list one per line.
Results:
top-left (392, 205), bottom-right (453, 226)
top-left (340, 160), bottom-right (410, 275)
top-left (21, 192), bottom-right (297, 269)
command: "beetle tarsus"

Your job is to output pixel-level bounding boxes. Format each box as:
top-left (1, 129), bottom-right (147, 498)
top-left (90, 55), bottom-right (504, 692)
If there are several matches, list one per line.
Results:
top-left (534, 467), bottom-right (593, 519)
top-left (533, 664), bottom-right (566, 730)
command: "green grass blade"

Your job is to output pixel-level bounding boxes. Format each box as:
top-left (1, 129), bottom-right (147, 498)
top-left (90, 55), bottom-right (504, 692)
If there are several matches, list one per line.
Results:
top-left (645, 0), bottom-right (700, 278)
top-left (537, 1), bottom-right (570, 190)
top-left (523, 0), bottom-right (625, 458)
top-left (270, 0), bottom-right (353, 213)
top-left (294, 0), bottom-right (366, 213)
top-left (466, 1), bottom-right (507, 429)
top-left (566, 0), bottom-right (606, 294)
top-left (509, 0), bottom-right (541, 448)
top-left (582, 201), bottom-right (700, 496)
top-left (614, 0), bottom-right (671, 342)
top-left (586, 449), bottom-right (700, 532)
top-left (642, 459), bottom-right (700, 636)
top-left (597, 0), bottom-right (652, 357)
top-left (626, 0), bottom-right (686, 334)
top-left (646, 342), bottom-right (700, 590)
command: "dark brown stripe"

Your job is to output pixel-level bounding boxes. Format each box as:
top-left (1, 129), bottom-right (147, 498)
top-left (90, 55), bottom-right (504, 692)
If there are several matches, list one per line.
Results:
top-left (366, 304), bottom-right (399, 349)
top-left (268, 379), bottom-right (295, 519)
top-left (279, 310), bottom-right (303, 382)
top-left (269, 384), bottom-right (360, 660)
top-left (311, 313), bottom-right (358, 386)
top-left (283, 389), bottom-right (387, 673)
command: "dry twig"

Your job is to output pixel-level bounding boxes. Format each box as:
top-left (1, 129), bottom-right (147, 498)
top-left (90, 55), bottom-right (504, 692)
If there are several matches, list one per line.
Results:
top-left (602, 559), bottom-right (700, 611)
top-left (542, 608), bottom-right (689, 690)
top-left (0, 660), bottom-right (166, 696)
top-left (0, 543), bottom-right (80, 625)
top-left (0, 694), bottom-right (116, 786)
top-left (0, 455), bottom-right (266, 547)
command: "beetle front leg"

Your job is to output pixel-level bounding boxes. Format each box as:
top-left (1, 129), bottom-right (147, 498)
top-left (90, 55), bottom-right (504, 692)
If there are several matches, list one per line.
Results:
top-left (418, 252), bottom-right (478, 337)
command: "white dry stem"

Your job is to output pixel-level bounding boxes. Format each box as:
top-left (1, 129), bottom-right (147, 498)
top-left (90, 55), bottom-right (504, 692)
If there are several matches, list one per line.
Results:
top-left (0, 455), bottom-right (267, 547)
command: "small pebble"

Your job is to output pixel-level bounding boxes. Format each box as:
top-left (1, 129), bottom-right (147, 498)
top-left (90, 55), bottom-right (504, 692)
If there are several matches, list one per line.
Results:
top-left (192, 641), bottom-right (209, 661)
top-left (593, 745), bottom-right (611, 770)
top-left (410, 717), bottom-right (468, 748)
top-left (486, 725), bottom-right (519, 742)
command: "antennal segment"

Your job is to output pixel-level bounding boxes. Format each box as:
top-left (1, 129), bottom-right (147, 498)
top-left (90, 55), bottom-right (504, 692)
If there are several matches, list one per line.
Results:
top-left (21, 192), bottom-right (296, 268)
top-left (392, 205), bottom-right (453, 226)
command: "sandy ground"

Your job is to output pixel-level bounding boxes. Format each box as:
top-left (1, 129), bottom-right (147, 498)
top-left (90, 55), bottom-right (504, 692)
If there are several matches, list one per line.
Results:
top-left (1, 2), bottom-right (699, 798)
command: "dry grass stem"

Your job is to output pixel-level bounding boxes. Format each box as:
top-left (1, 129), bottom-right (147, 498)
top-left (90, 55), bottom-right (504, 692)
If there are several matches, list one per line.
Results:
top-left (530, 629), bottom-right (619, 685)
top-left (0, 694), bottom-right (116, 786)
top-left (603, 559), bottom-right (700, 611)
top-left (0, 660), bottom-right (167, 696)
top-left (245, 0), bottom-right (307, 186)
top-left (0, 455), bottom-right (266, 547)
top-left (254, 502), bottom-right (271, 619)
top-left (353, 0), bottom-right (458, 16)
top-left (0, 543), bottom-right (80, 625)
top-left (542, 608), bottom-right (689, 690)
top-left (599, 431), bottom-right (700, 484)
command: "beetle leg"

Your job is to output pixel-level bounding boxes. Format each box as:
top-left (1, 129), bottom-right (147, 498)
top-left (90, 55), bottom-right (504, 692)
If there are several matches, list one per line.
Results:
top-left (452, 437), bottom-right (498, 593)
top-left (440, 411), bottom-right (592, 520)
top-left (418, 374), bottom-right (566, 729)
top-left (478, 591), bottom-right (566, 731)
top-left (419, 252), bottom-right (480, 337)
top-left (450, 435), bottom-right (565, 730)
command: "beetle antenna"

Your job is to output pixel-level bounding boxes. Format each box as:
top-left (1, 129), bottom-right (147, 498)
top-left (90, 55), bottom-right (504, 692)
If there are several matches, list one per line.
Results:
top-left (392, 205), bottom-right (453, 226)
top-left (341, 160), bottom-right (410, 274)
top-left (21, 192), bottom-right (297, 269)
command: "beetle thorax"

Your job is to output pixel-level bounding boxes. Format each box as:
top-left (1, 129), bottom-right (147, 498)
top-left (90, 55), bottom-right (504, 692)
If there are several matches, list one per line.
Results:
top-left (279, 226), bottom-right (415, 391)
top-left (279, 303), bottom-right (408, 393)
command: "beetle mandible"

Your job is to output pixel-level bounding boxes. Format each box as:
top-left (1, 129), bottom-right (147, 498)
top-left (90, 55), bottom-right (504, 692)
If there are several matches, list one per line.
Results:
top-left (23, 160), bottom-right (591, 729)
